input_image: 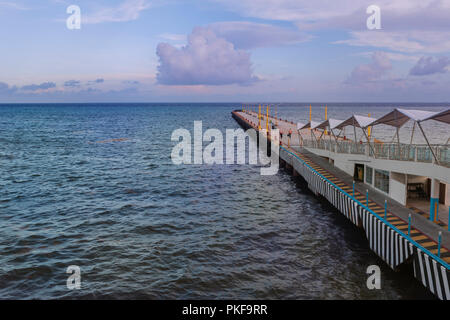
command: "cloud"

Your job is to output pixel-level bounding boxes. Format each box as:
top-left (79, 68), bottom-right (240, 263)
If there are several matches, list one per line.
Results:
top-left (212, 0), bottom-right (450, 29)
top-left (335, 30), bottom-right (450, 54)
top-left (355, 51), bottom-right (420, 62)
top-left (64, 80), bottom-right (81, 87)
top-left (212, 1), bottom-right (450, 54)
top-left (345, 52), bottom-right (392, 85)
top-left (21, 82), bottom-right (56, 91)
top-left (156, 27), bottom-right (257, 86)
top-left (123, 80), bottom-right (140, 85)
top-left (211, 0), bottom-right (360, 22)
top-left (0, 1), bottom-right (29, 10)
top-left (409, 56), bottom-right (450, 76)
top-left (0, 82), bottom-right (17, 94)
top-left (158, 33), bottom-right (187, 42)
top-left (83, 0), bottom-right (151, 24)
top-left (208, 21), bottom-right (311, 49)
top-left (87, 78), bottom-right (105, 85)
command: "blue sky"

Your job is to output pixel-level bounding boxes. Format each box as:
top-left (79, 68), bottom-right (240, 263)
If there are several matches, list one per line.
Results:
top-left (1, 0), bottom-right (450, 102)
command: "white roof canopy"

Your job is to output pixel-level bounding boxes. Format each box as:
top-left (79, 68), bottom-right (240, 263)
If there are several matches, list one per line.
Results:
top-left (299, 121), bottom-right (321, 130)
top-left (316, 118), bottom-right (344, 130)
top-left (370, 108), bottom-right (437, 128)
top-left (420, 108), bottom-right (450, 124)
top-left (334, 115), bottom-right (377, 130)
top-left (297, 122), bottom-right (306, 129)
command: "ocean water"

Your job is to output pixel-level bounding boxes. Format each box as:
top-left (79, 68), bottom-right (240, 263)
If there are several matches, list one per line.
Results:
top-left (0, 103), bottom-right (446, 299)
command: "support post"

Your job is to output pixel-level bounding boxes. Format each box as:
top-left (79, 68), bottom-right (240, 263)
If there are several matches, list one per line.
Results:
top-left (408, 214), bottom-right (411, 236)
top-left (384, 200), bottom-right (387, 219)
top-left (438, 231), bottom-right (442, 258)
top-left (353, 181), bottom-right (355, 197)
top-left (366, 189), bottom-right (369, 207)
top-left (429, 178), bottom-right (440, 222)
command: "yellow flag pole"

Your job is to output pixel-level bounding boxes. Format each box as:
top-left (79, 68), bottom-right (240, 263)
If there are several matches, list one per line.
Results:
top-left (309, 104), bottom-right (312, 122)
top-left (266, 105), bottom-right (269, 133)
top-left (368, 113), bottom-right (372, 138)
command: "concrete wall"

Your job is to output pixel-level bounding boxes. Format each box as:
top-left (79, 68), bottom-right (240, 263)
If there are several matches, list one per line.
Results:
top-left (390, 172), bottom-right (407, 206)
top-left (334, 158), bottom-right (355, 177)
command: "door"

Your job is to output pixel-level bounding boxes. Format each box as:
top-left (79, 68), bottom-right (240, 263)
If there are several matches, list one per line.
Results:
top-left (439, 183), bottom-right (446, 204)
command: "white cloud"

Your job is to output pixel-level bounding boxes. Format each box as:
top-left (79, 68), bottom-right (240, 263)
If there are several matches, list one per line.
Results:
top-left (345, 52), bottom-right (392, 85)
top-left (410, 56), bottom-right (450, 76)
top-left (335, 30), bottom-right (450, 54)
top-left (208, 21), bottom-right (311, 49)
top-left (156, 27), bottom-right (257, 85)
top-left (211, 0), bottom-right (450, 54)
top-left (83, 0), bottom-right (151, 24)
top-left (355, 51), bottom-right (420, 62)
top-left (0, 1), bottom-right (29, 10)
top-left (158, 33), bottom-right (187, 42)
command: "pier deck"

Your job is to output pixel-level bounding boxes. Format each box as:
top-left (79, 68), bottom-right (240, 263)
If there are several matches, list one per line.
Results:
top-left (233, 109), bottom-right (450, 300)
top-left (237, 110), bottom-right (450, 251)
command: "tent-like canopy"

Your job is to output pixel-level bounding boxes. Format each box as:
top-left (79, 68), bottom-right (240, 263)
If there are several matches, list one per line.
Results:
top-left (370, 108), bottom-right (437, 128)
top-left (299, 121), bottom-right (321, 130)
top-left (316, 118), bottom-right (344, 130)
top-left (334, 115), bottom-right (377, 130)
top-left (297, 122), bottom-right (306, 130)
top-left (420, 108), bottom-right (450, 124)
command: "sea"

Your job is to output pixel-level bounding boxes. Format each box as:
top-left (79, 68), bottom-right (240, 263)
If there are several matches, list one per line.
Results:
top-left (0, 102), bottom-right (448, 299)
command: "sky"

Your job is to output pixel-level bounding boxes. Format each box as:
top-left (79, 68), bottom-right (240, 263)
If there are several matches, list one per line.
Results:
top-left (1, 0), bottom-right (450, 102)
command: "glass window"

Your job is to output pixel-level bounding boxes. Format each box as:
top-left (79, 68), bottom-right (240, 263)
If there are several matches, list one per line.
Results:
top-left (366, 166), bottom-right (373, 184)
top-left (374, 169), bottom-right (389, 193)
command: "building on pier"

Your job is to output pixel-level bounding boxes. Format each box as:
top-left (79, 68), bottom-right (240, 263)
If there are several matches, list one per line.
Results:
top-left (299, 108), bottom-right (450, 225)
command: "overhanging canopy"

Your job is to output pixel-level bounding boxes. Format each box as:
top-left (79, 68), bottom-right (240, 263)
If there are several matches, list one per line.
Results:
top-left (370, 108), bottom-right (437, 128)
top-left (299, 121), bottom-right (321, 130)
top-left (316, 118), bottom-right (344, 130)
top-left (297, 122), bottom-right (306, 129)
top-left (420, 108), bottom-right (450, 124)
top-left (334, 115), bottom-right (377, 130)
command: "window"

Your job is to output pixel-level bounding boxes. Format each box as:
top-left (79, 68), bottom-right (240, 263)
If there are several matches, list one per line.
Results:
top-left (374, 169), bottom-right (389, 193)
top-left (366, 166), bottom-right (373, 184)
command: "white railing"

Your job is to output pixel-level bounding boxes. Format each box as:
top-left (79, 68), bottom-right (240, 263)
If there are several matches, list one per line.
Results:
top-left (302, 140), bottom-right (450, 167)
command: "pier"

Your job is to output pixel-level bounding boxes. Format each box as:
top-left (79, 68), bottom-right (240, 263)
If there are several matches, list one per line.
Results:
top-left (232, 106), bottom-right (450, 300)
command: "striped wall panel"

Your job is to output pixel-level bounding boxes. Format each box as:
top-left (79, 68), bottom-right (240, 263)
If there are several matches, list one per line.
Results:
top-left (302, 166), bottom-right (360, 226)
top-left (361, 210), bottom-right (412, 269)
top-left (409, 244), bottom-right (450, 300)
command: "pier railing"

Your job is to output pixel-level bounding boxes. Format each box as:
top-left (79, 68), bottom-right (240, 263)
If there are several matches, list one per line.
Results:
top-left (302, 140), bottom-right (450, 167)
